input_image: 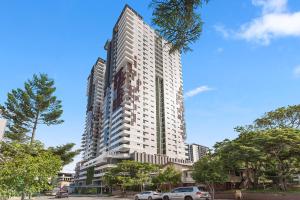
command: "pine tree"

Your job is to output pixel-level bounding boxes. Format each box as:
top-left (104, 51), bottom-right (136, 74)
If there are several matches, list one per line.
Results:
top-left (151, 0), bottom-right (209, 53)
top-left (0, 74), bottom-right (64, 144)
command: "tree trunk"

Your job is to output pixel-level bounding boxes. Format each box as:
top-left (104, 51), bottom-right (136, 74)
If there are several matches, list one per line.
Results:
top-left (208, 184), bottom-right (215, 200)
top-left (278, 176), bottom-right (286, 191)
top-left (30, 113), bottom-right (39, 145)
top-left (21, 192), bottom-right (25, 200)
top-left (283, 177), bottom-right (288, 191)
top-left (253, 173), bottom-right (259, 189)
top-left (212, 185), bottom-right (215, 200)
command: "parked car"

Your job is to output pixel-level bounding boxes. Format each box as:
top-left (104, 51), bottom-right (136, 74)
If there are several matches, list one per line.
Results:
top-left (55, 191), bottom-right (69, 198)
top-left (135, 191), bottom-right (162, 200)
top-left (162, 186), bottom-right (211, 200)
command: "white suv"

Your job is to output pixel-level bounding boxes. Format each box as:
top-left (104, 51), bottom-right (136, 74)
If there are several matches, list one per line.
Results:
top-left (162, 186), bottom-right (211, 200)
top-left (135, 191), bottom-right (162, 200)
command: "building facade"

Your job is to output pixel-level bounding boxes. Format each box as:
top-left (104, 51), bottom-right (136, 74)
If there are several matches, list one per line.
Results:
top-left (185, 143), bottom-right (209, 163)
top-left (99, 4), bottom-right (186, 160)
top-left (55, 172), bottom-right (75, 189)
top-left (75, 5), bottom-right (187, 190)
top-left (81, 58), bottom-right (106, 161)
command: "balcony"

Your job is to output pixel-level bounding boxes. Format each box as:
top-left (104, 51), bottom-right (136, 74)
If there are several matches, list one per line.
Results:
top-left (116, 55), bottom-right (133, 72)
top-left (118, 143), bottom-right (130, 151)
top-left (94, 164), bottom-right (116, 171)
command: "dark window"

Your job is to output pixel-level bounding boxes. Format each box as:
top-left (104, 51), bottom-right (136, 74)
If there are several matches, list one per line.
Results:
top-left (180, 187), bottom-right (193, 192)
top-left (198, 187), bottom-right (207, 191)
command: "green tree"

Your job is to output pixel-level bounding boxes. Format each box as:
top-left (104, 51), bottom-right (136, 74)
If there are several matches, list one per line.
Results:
top-left (151, 0), bottom-right (208, 53)
top-left (0, 74), bottom-right (64, 144)
top-left (254, 105), bottom-right (300, 129)
top-left (103, 160), bottom-right (158, 193)
top-left (0, 142), bottom-right (62, 200)
top-left (255, 128), bottom-right (300, 191)
top-left (235, 104), bottom-right (300, 132)
top-left (154, 165), bottom-right (181, 190)
top-left (231, 105), bottom-right (300, 190)
top-left (192, 154), bottom-right (227, 200)
top-left (215, 132), bottom-right (265, 189)
top-left (48, 143), bottom-right (80, 166)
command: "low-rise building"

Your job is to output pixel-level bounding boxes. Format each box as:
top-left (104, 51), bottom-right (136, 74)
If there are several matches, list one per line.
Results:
top-left (162, 162), bottom-right (195, 186)
top-left (74, 151), bottom-right (192, 190)
top-left (55, 172), bottom-right (75, 189)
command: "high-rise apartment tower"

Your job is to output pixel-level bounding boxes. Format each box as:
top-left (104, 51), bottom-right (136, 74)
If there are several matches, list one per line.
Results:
top-left (100, 5), bottom-right (186, 160)
top-left (76, 5), bottom-right (188, 189)
top-left (81, 58), bottom-right (106, 161)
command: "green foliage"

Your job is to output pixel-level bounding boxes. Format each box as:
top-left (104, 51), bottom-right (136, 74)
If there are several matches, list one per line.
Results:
top-left (86, 167), bottom-right (95, 185)
top-left (0, 74), bottom-right (77, 200)
top-left (0, 73), bottom-right (64, 144)
top-left (192, 154), bottom-right (227, 200)
top-left (254, 105), bottom-right (300, 129)
top-left (103, 160), bottom-right (159, 191)
top-left (153, 165), bottom-right (181, 190)
top-left (216, 106), bottom-right (300, 191)
top-left (256, 128), bottom-right (300, 190)
top-left (235, 105), bottom-right (300, 132)
top-left (214, 132), bottom-right (265, 189)
top-left (0, 142), bottom-right (62, 199)
top-left (48, 143), bottom-right (80, 166)
top-left (151, 0), bottom-right (208, 53)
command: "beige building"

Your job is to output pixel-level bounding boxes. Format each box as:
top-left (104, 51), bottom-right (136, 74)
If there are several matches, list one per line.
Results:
top-left (81, 58), bottom-right (106, 161)
top-left (75, 4), bottom-right (188, 190)
top-left (162, 162), bottom-right (195, 185)
top-left (99, 4), bottom-right (186, 160)
top-left (185, 143), bottom-right (209, 163)
top-left (0, 118), bottom-right (7, 141)
top-left (56, 172), bottom-right (75, 189)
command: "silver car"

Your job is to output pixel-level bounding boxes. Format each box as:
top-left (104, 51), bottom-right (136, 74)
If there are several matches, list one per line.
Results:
top-left (162, 186), bottom-right (211, 200)
top-left (135, 191), bottom-right (162, 200)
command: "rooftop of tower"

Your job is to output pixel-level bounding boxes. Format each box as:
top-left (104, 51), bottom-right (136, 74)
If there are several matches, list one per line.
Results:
top-left (113, 4), bottom-right (143, 31)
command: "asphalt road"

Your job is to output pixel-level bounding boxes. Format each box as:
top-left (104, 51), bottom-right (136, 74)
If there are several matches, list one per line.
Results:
top-left (33, 196), bottom-right (132, 200)
top-left (30, 195), bottom-right (233, 200)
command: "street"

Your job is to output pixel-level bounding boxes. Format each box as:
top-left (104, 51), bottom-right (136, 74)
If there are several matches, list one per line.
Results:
top-left (24, 196), bottom-right (132, 200)
top-left (29, 195), bottom-right (233, 200)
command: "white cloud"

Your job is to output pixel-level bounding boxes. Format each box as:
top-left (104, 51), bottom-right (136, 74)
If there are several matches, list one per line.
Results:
top-left (214, 25), bottom-right (230, 38)
top-left (252, 0), bottom-right (287, 14)
top-left (238, 12), bottom-right (300, 45)
top-left (185, 86), bottom-right (214, 98)
top-left (216, 0), bottom-right (300, 45)
top-left (293, 65), bottom-right (300, 78)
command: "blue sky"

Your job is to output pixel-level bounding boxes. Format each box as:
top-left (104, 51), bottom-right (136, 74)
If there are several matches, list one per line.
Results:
top-left (1, 0), bottom-right (300, 171)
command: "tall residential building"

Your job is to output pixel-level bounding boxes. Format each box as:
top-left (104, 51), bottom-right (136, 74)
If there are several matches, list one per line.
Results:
top-left (75, 5), bottom-right (188, 189)
top-left (100, 4), bottom-right (186, 160)
top-left (81, 58), bottom-right (106, 161)
top-left (185, 143), bottom-right (209, 163)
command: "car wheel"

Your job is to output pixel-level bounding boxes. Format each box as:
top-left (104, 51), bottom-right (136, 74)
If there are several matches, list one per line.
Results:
top-left (163, 196), bottom-right (169, 200)
top-left (135, 196), bottom-right (139, 200)
top-left (185, 196), bottom-right (193, 200)
top-left (148, 197), bottom-right (153, 200)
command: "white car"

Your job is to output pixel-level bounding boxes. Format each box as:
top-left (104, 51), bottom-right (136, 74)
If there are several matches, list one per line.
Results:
top-left (135, 191), bottom-right (162, 200)
top-left (162, 186), bottom-right (211, 200)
